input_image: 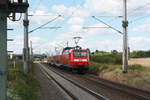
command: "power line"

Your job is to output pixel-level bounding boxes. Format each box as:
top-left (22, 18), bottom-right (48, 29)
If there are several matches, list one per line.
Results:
top-left (29, 15), bottom-right (61, 33)
top-left (128, 2), bottom-right (150, 16)
top-left (129, 15), bottom-right (149, 24)
top-left (92, 16), bottom-right (123, 35)
top-left (97, 15), bottom-right (123, 18)
top-left (54, 0), bottom-right (84, 27)
top-left (28, 14), bottom-right (55, 17)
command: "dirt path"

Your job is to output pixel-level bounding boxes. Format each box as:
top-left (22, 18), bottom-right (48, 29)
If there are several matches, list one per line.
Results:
top-left (33, 63), bottom-right (68, 100)
top-left (128, 58), bottom-right (150, 68)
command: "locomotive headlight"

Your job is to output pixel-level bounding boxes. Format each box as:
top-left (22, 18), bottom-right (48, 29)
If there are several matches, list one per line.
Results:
top-left (74, 59), bottom-right (80, 62)
top-left (74, 59), bottom-right (87, 62)
top-left (82, 59), bottom-right (87, 61)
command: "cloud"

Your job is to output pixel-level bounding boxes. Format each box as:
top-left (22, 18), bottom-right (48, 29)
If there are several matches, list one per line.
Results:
top-left (67, 17), bottom-right (84, 25)
top-left (70, 25), bottom-right (82, 32)
top-left (84, 0), bottom-right (150, 16)
top-left (52, 5), bottom-right (67, 14)
top-left (52, 4), bottom-right (89, 17)
top-left (127, 0), bottom-right (150, 16)
top-left (129, 37), bottom-right (150, 51)
top-left (8, 34), bottom-right (150, 54)
top-left (8, 5), bottom-right (61, 27)
top-left (8, 35), bottom-right (57, 54)
top-left (84, 0), bottom-right (122, 16)
top-left (132, 19), bottom-right (150, 33)
top-left (8, 35), bottom-right (23, 54)
top-left (29, 5), bottom-right (60, 25)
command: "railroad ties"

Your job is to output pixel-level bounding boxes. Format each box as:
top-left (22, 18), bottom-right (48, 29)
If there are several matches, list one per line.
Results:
top-left (38, 63), bottom-right (108, 100)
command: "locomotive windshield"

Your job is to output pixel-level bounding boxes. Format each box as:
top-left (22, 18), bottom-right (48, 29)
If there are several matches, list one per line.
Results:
top-left (73, 50), bottom-right (87, 57)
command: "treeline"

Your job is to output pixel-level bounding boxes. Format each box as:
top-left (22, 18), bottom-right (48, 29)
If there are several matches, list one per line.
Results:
top-left (91, 50), bottom-right (150, 64)
top-left (91, 50), bottom-right (122, 64)
top-left (130, 50), bottom-right (150, 58)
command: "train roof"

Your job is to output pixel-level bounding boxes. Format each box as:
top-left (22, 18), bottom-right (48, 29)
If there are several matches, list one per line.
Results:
top-left (63, 46), bottom-right (82, 51)
top-left (63, 47), bottom-right (74, 50)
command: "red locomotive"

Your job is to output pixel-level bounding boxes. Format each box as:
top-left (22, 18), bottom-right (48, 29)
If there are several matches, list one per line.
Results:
top-left (49, 46), bottom-right (90, 73)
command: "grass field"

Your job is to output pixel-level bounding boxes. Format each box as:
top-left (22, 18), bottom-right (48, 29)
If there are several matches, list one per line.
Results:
top-left (7, 60), bottom-right (39, 100)
top-left (89, 61), bottom-right (150, 91)
top-left (129, 58), bottom-right (150, 68)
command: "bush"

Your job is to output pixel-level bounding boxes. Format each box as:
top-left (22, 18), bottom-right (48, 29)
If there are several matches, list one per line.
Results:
top-left (130, 50), bottom-right (150, 58)
top-left (129, 64), bottom-right (144, 71)
top-left (89, 62), bottom-right (122, 75)
top-left (8, 61), bottom-right (39, 100)
top-left (91, 51), bottom-right (122, 64)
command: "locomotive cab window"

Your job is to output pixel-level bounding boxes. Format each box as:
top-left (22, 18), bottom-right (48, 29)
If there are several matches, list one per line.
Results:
top-left (63, 50), bottom-right (69, 54)
top-left (73, 50), bottom-right (87, 57)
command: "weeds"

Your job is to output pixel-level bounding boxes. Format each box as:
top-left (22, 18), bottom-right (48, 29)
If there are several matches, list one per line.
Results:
top-left (91, 51), bottom-right (122, 64)
top-left (128, 64), bottom-right (144, 71)
top-left (7, 60), bottom-right (39, 100)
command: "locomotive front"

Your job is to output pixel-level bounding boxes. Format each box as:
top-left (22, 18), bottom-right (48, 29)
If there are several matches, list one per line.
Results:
top-left (70, 49), bottom-right (90, 71)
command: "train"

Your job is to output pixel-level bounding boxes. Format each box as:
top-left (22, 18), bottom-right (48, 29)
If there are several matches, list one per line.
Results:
top-left (49, 46), bottom-right (90, 73)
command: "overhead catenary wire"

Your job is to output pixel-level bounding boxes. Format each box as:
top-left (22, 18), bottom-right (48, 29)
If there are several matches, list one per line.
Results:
top-left (28, 14), bottom-right (55, 17)
top-left (50, 0), bottom-right (83, 31)
top-left (29, 15), bottom-right (61, 34)
top-left (129, 15), bottom-right (150, 24)
top-left (128, 2), bottom-right (150, 16)
top-left (92, 16), bottom-right (123, 35)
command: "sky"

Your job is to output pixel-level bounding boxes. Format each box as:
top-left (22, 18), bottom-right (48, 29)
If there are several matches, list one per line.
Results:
top-left (7, 0), bottom-right (150, 54)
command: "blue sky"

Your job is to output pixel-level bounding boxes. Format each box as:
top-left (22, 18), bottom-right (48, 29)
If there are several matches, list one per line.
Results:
top-left (7, 0), bottom-right (150, 54)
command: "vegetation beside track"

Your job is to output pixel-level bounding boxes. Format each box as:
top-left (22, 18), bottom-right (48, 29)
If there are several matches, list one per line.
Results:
top-left (91, 50), bottom-right (122, 64)
top-left (7, 60), bottom-right (39, 100)
top-left (130, 50), bottom-right (150, 58)
top-left (89, 51), bottom-right (150, 91)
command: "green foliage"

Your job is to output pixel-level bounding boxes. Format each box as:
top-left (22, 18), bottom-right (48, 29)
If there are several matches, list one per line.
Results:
top-left (89, 62), bottom-right (122, 75)
top-left (129, 64), bottom-right (144, 71)
top-left (8, 61), bottom-right (39, 100)
top-left (130, 50), bottom-right (150, 58)
top-left (91, 50), bottom-right (122, 64)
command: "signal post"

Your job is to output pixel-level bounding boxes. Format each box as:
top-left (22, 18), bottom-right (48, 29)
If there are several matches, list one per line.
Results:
top-left (0, 0), bottom-right (29, 99)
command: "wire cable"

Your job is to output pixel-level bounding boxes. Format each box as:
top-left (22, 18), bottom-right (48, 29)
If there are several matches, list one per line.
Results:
top-left (29, 15), bottom-right (61, 34)
top-left (92, 16), bottom-right (123, 35)
top-left (128, 2), bottom-right (150, 16)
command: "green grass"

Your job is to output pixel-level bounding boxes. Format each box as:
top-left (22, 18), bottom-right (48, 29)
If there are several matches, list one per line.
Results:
top-left (88, 61), bottom-right (122, 75)
top-left (91, 52), bottom-right (122, 64)
top-left (89, 61), bottom-right (150, 90)
top-left (128, 64), bottom-right (145, 71)
top-left (7, 60), bottom-right (39, 100)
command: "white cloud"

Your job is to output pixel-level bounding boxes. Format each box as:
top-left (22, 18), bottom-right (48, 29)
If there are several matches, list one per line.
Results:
top-left (52, 5), bottom-right (67, 14)
top-left (67, 17), bottom-right (84, 25)
top-left (81, 23), bottom-right (114, 38)
top-left (8, 5), bottom-right (61, 27)
top-left (129, 37), bottom-right (150, 51)
top-left (8, 34), bottom-right (150, 54)
top-left (127, 0), bottom-right (150, 16)
top-left (85, 0), bottom-right (150, 16)
top-left (70, 25), bottom-right (82, 32)
top-left (84, 0), bottom-right (122, 16)
top-left (132, 19), bottom-right (150, 33)
top-left (52, 5), bottom-right (89, 17)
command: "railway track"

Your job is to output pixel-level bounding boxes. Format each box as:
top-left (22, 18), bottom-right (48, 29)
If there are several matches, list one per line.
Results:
top-left (38, 63), bottom-right (108, 100)
top-left (83, 75), bottom-right (150, 100)
top-left (43, 63), bottom-right (150, 100)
